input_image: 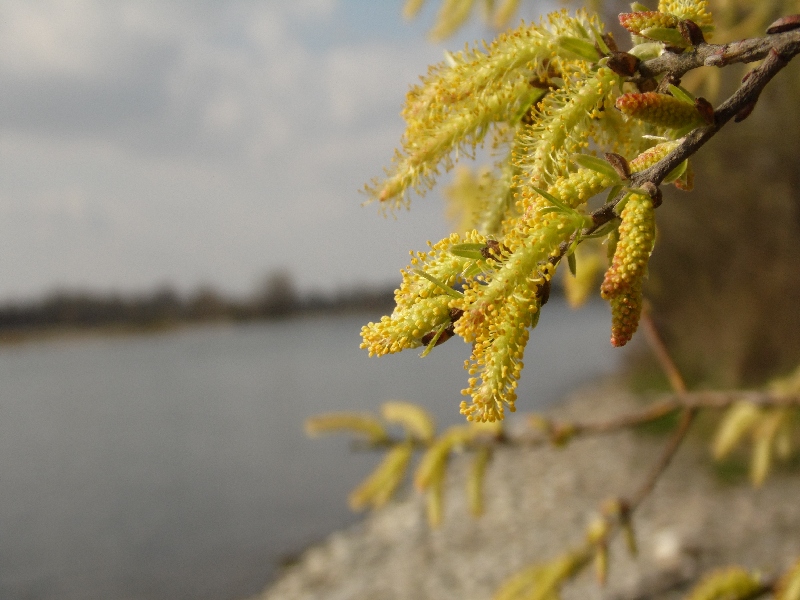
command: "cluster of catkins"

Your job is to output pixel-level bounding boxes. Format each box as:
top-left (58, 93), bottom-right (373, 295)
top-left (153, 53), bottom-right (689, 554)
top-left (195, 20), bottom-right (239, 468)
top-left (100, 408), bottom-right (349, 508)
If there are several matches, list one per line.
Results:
top-left (362, 1), bottom-right (714, 422)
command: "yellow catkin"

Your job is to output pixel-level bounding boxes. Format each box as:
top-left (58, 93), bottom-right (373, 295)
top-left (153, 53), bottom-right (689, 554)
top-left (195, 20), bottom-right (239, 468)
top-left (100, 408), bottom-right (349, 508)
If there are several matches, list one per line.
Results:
top-left (616, 92), bottom-right (703, 129)
top-left (601, 191), bottom-right (655, 346)
top-left (369, 10), bottom-right (604, 208)
top-left (658, 0), bottom-right (714, 32)
top-left (775, 558), bottom-right (800, 600)
top-left (619, 11), bottom-right (679, 36)
top-left (685, 567), bottom-right (761, 600)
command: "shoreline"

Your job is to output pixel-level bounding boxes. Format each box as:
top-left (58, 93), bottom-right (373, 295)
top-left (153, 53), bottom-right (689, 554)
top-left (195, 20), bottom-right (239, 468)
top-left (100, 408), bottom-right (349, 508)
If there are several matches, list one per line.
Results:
top-left (254, 381), bottom-right (800, 600)
top-left (0, 305), bottom-right (392, 348)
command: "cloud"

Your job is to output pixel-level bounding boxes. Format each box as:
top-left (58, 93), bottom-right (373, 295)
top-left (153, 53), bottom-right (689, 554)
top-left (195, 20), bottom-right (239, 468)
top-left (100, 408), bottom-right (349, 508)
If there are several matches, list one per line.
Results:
top-left (0, 0), bottom-right (456, 299)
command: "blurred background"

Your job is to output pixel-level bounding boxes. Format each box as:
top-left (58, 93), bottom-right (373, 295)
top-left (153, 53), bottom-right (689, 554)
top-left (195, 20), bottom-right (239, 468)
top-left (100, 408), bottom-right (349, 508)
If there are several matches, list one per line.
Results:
top-left (0, 0), bottom-right (798, 599)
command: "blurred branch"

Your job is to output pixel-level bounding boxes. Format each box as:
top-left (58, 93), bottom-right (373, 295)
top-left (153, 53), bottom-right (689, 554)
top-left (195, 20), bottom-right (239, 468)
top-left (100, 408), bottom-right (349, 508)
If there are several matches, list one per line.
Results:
top-left (353, 390), bottom-right (800, 451)
top-left (628, 309), bottom-right (694, 510)
top-left (641, 308), bottom-right (687, 394)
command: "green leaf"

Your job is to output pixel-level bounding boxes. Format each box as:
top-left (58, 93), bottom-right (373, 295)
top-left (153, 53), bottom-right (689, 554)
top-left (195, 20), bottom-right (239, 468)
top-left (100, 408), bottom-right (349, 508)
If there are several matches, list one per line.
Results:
top-left (451, 243), bottom-right (486, 252)
top-left (628, 42), bottom-right (664, 60)
top-left (604, 184), bottom-right (624, 204)
top-left (583, 219), bottom-right (620, 239)
top-left (639, 26), bottom-right (687, 46)
top-left (572, 154), bottom-right (622, 183)
top-left (567, 252), bottom-right (577, 276)
top-left (591, 24), bottom-right (611, 55)
top-left (420, 321), bottom-right (449, 357)
top-left (413, 269), bottom-right (464, 298)
top-left (555, 36), bottom-right (601, 62)
top-left (667, 83), bottom-right (695, 104)
top-left (630, 2), bottom-right (650, 10)
top-left (449, 249), bottom-right (484, 260)
top-left (614, 190), bottom-right (634, 215)
top-left (672, 123), bottom-right (700, 137)
top-left (511, 86), bottom-right (547, 124)
top-left (462, 262), bottom-right (484, 279)
top-left (662, 159), bottom-right (688, 183)
top-left (537, 206), bottom-right (564, 216)
top-left (531, 185), bottom-right (575, 214)
top-left (573, 20), bottom-right (590, 39)
top-left (450, 244), bottom-right (486, 260)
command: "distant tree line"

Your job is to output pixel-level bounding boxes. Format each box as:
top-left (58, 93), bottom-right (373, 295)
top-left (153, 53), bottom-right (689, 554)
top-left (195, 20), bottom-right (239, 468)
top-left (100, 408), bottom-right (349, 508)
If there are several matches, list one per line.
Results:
top-left (0, 271), bottom-right (395, 337)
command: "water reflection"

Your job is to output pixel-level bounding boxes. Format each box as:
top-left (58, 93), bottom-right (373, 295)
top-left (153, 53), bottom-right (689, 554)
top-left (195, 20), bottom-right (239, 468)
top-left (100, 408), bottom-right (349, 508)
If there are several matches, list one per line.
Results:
top-left (0, 299), bottom-right (628, 600)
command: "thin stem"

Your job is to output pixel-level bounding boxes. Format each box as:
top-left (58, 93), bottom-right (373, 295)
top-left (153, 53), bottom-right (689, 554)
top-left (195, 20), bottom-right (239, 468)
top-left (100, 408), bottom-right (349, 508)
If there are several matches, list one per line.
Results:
top-left (351, 392), bottom-right (800, 451)
top-left (627, 406), bottom-right (696, 511)
top-left (586, 30), bottom-right (800, 227)
top-left (640, 307), bottom-right (687, 395)
top-left (634, 28), bottom-right (800, 81)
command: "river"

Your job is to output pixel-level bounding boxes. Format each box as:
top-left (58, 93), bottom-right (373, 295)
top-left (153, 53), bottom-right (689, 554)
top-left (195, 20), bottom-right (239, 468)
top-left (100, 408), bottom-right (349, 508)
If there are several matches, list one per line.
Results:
top-left (0, 299), bottom-right (629, 599)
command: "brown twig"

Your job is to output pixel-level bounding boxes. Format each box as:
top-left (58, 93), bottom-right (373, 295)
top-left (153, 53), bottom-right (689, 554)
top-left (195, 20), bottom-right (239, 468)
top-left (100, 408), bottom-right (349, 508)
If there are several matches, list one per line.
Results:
top-left (352, 391), bottom-right (800, 451)
top-left (627, 406), bottom-right (695, 510)
top-left (633, 28), bottom-right (800, 81)
top-left (587, 28), bottom-right (800, 229)
top-left (625, 307), bottom-right (695, 510)
top-left (640, 307), bottom-right (687, 394)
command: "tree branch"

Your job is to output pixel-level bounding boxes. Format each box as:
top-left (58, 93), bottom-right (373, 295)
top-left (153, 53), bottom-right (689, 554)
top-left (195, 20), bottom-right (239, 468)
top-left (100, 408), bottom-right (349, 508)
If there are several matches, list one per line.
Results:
top-left (353, 391), bottom-right (800, 451)
top-left (640, 308), bottom-right (687, 395)
top-left (634, 28), bottom-right (800, 81)
top-left (586, 27), bottom-right (800, 228)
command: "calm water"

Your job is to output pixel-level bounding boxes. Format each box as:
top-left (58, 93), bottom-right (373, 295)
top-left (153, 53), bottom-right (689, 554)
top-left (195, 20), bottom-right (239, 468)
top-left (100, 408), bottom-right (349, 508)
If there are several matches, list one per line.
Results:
top-left (0, 299), bottom-right (629, 600)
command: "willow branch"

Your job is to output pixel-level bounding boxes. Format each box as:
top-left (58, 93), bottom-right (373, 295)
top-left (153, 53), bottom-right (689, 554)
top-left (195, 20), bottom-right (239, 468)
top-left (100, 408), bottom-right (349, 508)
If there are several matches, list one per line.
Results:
top-left (353, 391), bottom-right (800, 451)
top-left (634, 27), bottom-right (800, 81)
top-left (640, 307), bottom-right (687, 395)
top-left (625, 309), bottom-right (695, 510)
top-left (631, 47), bottom-right (795, 188)
top-left (588, 28), bottom-right (800, 228)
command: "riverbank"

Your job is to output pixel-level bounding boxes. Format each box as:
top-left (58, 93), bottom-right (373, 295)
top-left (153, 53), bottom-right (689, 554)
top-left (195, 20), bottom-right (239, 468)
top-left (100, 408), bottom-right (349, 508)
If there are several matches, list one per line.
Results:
top-left (254, 381), bottom-right (800, 600)
top-left (0, 303), bottom-right (391, 347)
top-left (0, 284), bottom-right (395, 346)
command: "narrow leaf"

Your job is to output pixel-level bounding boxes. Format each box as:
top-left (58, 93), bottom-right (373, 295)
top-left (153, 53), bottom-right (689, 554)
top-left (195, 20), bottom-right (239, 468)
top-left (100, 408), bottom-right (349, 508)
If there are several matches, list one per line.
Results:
top-left (531, 185), bottom-right (574, 214)
top-left (450, 243), bottom-right (486, 252)
top-left (639, 26), bottom-right (688, 46)
top-left (555, 36), bottom-right (601, 62)
top-left (591, 24), bottom-right (611, 54)
top-left (538, 206), bottom-right (564, 216)
top-left (662, 159), bottom-right (688, 183)
top-left (572, 154), bottom-right (622, 183)
top-left (628, 42), bottom-right (664, 60)
top-left (605, 184), bottom-right (623, 205)
top-left (462, 262), bottom-right (484, 279)
top-left (413, 269), bottom-right (464, 298)
top-left (567, 252), bottom-right (577, 276)
top-left (420, 321), bottom-right (448, 357)
top-left (582, 220), bottom-right (620, 240)
top-left (449, 248), bottom-right (485, 260)
top-left (426, 474), bottom-right (445, 527)
top-left (668, 83), bottom-right (696, 104)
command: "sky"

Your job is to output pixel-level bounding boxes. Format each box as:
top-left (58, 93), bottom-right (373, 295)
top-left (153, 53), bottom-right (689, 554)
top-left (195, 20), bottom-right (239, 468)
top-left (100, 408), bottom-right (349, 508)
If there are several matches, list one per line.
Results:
top-left (0, 0), bottom-right (552, 302)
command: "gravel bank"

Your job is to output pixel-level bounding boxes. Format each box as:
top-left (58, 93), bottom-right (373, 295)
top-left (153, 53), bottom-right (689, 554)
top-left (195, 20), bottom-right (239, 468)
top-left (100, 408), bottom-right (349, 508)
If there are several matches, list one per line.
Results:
top-left (255, 382), bottom-right (800, 600)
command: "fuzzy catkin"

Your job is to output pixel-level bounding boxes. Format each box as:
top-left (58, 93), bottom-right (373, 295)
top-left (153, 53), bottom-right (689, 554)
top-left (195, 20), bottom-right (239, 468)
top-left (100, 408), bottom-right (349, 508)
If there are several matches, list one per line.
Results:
top-left (601, 191), bottom-right (656, 346)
